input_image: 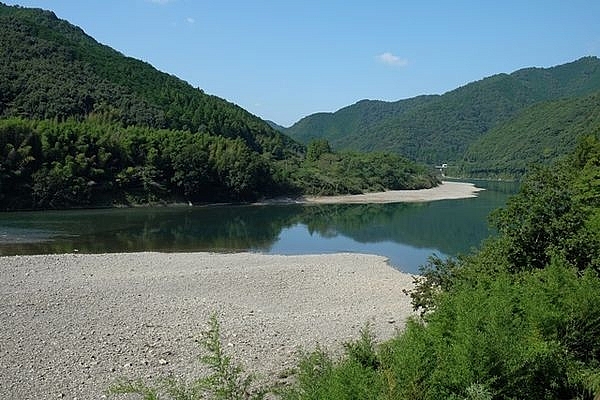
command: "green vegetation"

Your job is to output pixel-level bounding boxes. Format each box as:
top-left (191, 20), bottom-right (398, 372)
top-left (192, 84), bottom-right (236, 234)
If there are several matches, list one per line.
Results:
top-left (109, 314), bottom-right (268, 400)
top-left (285, 265), bottom-right (600, 400)
top-left (285, 57), bottom-right (600, 168)
top-left (283, 96), bottom-right (436, 152)
top-left (108, 138), bottom-right (600, 399)
top-left (292, 140), bottom-right (438, 196)
top-left (0, 3), bottom-right (438, 210)
top-left (458, 90), bottom-right (600, 178)
top-left (0, 3), bottom-right (295, 156)
top-left (0, 118), bottom-right (282, 208)
top-left (0, 118), bottom-right (437, 209)
top-left (282, 135), bottom-right (600, 399)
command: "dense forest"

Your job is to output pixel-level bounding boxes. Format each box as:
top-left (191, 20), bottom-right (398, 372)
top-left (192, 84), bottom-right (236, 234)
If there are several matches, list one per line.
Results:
top-left (0, 3), bottom-right (438, 210)
top-left (283, 56), bottom-right (600, 169)
top-left (0, 118), bottom-right (438, 210)
top-left (458, 90), bottom-right (600, 178)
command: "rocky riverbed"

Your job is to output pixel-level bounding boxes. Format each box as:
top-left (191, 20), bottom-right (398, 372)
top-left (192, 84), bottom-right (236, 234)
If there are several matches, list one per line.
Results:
top-left (0, 252), bottom-right (415, 399)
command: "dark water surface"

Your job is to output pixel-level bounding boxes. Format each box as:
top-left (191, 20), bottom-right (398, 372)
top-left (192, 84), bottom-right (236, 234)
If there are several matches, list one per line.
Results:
top-left (0, 181), bottom-right (517, 274)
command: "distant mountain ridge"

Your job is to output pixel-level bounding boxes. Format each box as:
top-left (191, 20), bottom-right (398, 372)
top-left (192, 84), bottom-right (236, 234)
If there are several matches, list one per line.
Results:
top-left (284, 57), bottom-right (600, 167)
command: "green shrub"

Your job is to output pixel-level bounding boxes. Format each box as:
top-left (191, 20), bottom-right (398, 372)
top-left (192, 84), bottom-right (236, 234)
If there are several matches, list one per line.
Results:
top-left (382, 261), bottom-right (600, 400)
top-left (108, 314), bottom-right (267, 400)
top-left (282, 326), bottom-right (385, 400)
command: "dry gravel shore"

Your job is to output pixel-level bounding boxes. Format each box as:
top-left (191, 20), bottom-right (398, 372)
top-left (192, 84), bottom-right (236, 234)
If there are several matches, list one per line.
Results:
top-left (303, 181), bottom-right (484, 204)
top-left (0, 252), bottom-right (415, 399)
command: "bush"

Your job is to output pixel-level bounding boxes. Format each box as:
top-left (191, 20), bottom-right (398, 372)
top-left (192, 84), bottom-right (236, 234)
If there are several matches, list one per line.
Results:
top-left (369, 262), bottom-right (600, 400)
top-left (282, 325), bottom-right (385, 400)
top-left (108, 314), bottom-right (268, 400)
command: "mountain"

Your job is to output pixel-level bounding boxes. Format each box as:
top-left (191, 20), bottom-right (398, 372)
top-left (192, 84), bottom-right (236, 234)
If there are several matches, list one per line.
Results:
top-left (458, 90), bottom-right (600, 178)
top-left (0, 3), bottom-right (299, 157)
top-left (285, 96), bottom-right (437, 148)
top-left (265, 120), bottom-right (288, 132)
top-left (284, 57), bottom-right (600, 165)
top-left (0, 3), bottom-right (438, 210)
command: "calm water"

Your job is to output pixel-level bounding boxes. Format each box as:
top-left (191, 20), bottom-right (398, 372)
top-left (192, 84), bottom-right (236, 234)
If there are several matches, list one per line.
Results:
top-left (0, 181), bottom-right (517, 274)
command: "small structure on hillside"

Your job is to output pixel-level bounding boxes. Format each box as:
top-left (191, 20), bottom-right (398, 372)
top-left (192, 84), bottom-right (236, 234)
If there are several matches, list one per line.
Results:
top-left (435, 163), bottom-right (448, 176)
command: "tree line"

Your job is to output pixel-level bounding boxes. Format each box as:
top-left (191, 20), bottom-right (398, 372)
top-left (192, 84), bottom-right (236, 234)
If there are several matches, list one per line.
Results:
top-left (0, 119), bottom-right (438, 210)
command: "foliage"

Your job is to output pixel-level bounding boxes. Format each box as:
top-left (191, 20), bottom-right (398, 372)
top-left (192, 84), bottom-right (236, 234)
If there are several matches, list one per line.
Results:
top-left (0, 118), bottom-right (284, 208)
top-left (109, 313), bottom-right (267, 400)
top-left (492, 135), bottom-right (600, 273)
top-left (410, 135), bottom-right (600, 314)
top-left (381, 263), bottom-right (600, 400)
top-left (292, 147), bottom-right (439, 196)
top-left (0, 118), bottom-right (439, 209)
top-left (305, 139), bottom-right (331, 162)
top-left (195, 314), bottom-right (262, 400)
top-left (283, 326), bottom-right (385, 400)
top-left (0, 3), bottom-right (300, 158)
top-left (405, 255), bottom-right (461, 316)
top-left (342, 324), bottom-right (381, 371)
top-left (285, 57), bottom-right (600, 166)
top-left (283, 136), bottom-right (600, 399)
top-left (459, 90), bottom-right (600, 178)
top-left (0, 3), bottom-right (439, 209)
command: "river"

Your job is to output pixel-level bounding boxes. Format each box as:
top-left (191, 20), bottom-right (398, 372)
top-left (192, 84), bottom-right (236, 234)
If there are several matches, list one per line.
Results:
top-left (0, 180), bottom-right (518, 274)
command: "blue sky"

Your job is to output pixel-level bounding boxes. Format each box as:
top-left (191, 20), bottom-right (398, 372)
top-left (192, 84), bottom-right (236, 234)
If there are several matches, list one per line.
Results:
top-left (5, 1), bottom-right (600, 126)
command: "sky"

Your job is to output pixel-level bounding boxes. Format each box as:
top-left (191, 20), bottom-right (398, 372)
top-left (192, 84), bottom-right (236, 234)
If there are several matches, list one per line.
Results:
top-left (4, 1), bottom-right (600, 126)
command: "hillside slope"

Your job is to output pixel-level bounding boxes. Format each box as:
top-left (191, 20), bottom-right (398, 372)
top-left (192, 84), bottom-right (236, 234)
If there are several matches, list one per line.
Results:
top-left (0, 3), bottom-right (299, 157)
top-left (285, 96), bottom-right (437, 148)
top-left (0, 3), bottom-right (439, 209)
top-left (458, 90), bottom-right (600, 178)
top-left (285, 57), bottom-right (600, 164)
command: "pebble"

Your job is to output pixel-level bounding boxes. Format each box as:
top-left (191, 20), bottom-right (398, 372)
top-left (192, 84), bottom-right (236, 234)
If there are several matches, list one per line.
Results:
top-left (0, 252), bottom-right (415, 399)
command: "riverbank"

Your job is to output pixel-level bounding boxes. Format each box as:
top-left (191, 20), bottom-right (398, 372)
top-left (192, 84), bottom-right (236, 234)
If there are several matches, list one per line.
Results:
top-left (302, 181), bottom-right (484, 204)
top-left (0, 252), bottom-right (415, 399)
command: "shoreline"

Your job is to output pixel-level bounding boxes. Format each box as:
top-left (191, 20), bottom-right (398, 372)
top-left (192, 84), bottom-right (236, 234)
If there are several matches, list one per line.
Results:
top-left (300, 181), bottom-right (484, 204)
top-left (1, 181), bottom-right (484, 212)
top-left (0, 251), bottom-right (415, 399)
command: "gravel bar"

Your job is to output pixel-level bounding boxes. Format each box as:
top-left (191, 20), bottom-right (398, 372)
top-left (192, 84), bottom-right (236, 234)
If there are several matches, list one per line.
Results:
top-left (303, 181), bottom-right (484, 204)
top-left (0, 252), bottom-right (415, 399)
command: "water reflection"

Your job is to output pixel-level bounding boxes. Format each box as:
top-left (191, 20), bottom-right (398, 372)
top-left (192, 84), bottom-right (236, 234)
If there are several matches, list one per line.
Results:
top-left (0, 205), bottom-right (302, 255)
top-left (0, 181), bottom-right (518, 273)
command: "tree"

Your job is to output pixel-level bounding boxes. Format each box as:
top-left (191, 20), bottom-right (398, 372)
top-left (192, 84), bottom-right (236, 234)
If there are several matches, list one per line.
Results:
top-left (306, 139), bottom-right (332, 162)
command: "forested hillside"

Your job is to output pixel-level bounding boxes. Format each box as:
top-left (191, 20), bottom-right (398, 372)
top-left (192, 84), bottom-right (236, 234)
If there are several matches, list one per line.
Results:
top-left (283, 96), bottom-right (437, 148)
top-left (0, 3), bottom-right (298, 157)
top-left (284, 57), bottom-right (600, 165)
top-left (0, 3), bottom-right (438, 210)
top-left (458, 90), bottom-right (600, 178)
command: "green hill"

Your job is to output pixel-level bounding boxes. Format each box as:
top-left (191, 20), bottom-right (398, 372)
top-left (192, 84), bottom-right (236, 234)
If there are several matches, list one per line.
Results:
top-left (0, 3), bottom-right (438, 210)
top-left (265, 120), bottom-right (288, 132)
top-left (0, 3), bottom-right (299, 157)
top-left (285, 96), bottom-right (437, 149)
top-left (285, 57), bottom-right (600, 165)
top-left (458, 90), bottom-right (600, 178)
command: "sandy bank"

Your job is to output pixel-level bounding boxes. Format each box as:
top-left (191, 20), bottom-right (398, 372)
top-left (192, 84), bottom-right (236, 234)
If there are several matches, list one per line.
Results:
top-left (0, 252), bottom-right (415, 399)
top-left (303, 181), bottom-right (484, 204)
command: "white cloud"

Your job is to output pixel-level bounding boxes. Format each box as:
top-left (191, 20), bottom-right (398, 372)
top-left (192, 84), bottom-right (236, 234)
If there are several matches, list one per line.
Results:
top-left (377, 52), bottom-right (408, 67)
top-left (186, 17), bottom-right (195, 24)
